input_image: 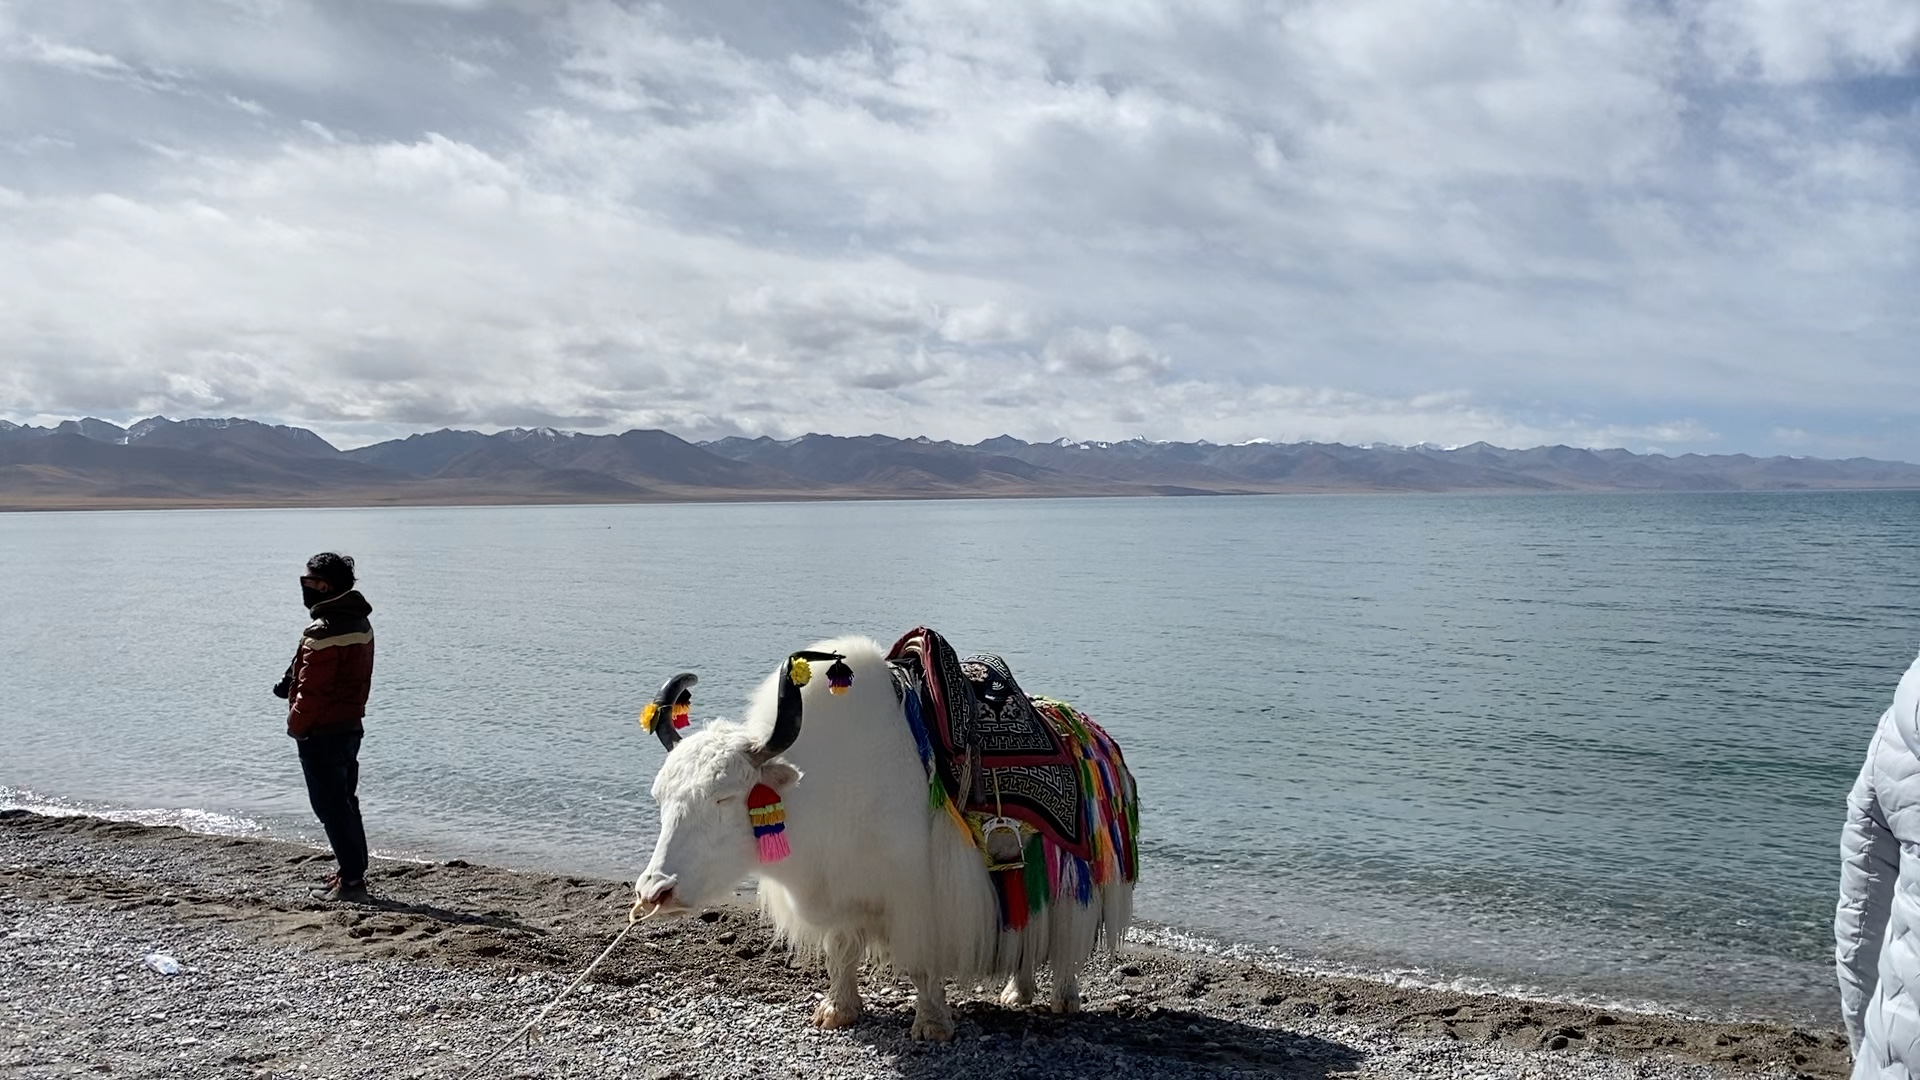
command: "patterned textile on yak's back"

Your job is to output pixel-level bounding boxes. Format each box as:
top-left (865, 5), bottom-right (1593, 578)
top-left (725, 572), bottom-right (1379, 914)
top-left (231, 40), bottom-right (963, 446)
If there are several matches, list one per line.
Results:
top-left (991, 697), bottom-right (1140, 932)
top-left (887, 627), bottom-right (1089, 862)
top-left (888, 627), bottom-right (1141, 932)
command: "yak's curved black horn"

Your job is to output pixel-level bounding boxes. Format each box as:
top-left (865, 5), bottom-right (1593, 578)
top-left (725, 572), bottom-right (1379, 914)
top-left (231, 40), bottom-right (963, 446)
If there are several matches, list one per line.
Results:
top-left (757, 651), bottom-right (843, 760)
top-left (641, 672), bottom-right (699, 752)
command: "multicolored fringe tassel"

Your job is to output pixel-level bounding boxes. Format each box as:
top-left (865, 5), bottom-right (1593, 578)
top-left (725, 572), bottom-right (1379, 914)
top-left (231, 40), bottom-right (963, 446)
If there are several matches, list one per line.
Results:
top-left (747, 783), bottom-right (790, 863)
top-left (1036, 697), bottom-right (1140, 887)
top-left (992, 832), bottom-right (1087, 930)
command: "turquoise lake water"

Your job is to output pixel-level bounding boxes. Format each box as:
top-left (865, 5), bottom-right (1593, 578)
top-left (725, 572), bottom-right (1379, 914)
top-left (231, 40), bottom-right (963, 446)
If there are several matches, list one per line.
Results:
top-left (5, 491), bottom-right (1917, 1022)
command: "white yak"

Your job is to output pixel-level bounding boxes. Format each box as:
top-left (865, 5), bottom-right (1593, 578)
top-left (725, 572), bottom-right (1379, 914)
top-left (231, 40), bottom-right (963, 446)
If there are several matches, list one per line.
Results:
top-left (633, 635), bottom-right (1138, 1041)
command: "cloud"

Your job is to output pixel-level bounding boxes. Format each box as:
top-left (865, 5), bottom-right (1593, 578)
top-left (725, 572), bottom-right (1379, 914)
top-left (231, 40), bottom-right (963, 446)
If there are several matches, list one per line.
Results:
top-left (723, 282), bottom-right (940, 354)
top-left (940, 302), bottom-right (1037, 346)
top-left (1042, 326), bottom-right (1171, 380)
top-left (12, 34), bottom-right (135, 77)
top-left (0, 0), bottom-right (1915, 458)
top-left (1699, 0), bottom-right (1920, 82)
top-left (224, 94), bottom-right (270, 117)
top-left (556, 1), bottom-right (768, 113)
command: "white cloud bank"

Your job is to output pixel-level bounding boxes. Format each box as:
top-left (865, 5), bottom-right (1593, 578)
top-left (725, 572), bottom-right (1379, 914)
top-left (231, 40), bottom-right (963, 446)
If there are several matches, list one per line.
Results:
top-left (0, 0), bottom-right (1916, 457)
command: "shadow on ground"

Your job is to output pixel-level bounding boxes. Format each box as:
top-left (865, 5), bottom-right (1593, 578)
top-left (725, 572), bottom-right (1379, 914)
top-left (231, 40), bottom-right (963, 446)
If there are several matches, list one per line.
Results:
top-left (850, 1001), bottom-right (1364, 1079)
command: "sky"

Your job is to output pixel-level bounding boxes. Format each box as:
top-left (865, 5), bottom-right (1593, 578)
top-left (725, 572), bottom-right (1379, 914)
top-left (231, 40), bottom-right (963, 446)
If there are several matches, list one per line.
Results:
top-left (1, 1), bottom-right (1917, 457)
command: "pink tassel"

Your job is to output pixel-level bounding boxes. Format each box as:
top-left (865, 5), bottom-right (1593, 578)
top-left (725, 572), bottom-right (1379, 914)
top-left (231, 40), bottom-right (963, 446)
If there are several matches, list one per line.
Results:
top-left (758, 831), bottom-right (790, 863)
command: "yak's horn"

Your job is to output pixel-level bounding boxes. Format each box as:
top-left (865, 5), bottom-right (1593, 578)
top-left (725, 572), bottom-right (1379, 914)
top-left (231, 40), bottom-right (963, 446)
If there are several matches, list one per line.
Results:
top-left (757, 651), bottom-right (843, 760)
top-left (641, 672), bottom-right (699, 752)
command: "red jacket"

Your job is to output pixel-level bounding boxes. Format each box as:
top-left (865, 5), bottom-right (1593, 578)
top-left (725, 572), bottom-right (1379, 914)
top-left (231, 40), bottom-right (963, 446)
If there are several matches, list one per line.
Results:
top-left (285, 590), bottom-right (375, 740)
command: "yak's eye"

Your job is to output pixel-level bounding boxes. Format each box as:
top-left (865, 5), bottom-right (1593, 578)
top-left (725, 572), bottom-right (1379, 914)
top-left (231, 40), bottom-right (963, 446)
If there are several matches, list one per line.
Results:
top-left (715, 794), bottom-right (739, 806)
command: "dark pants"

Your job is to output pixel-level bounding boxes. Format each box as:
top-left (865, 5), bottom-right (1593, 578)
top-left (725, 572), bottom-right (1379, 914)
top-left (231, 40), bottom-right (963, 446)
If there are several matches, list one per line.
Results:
top-left (297, 731), bottom-right (368, 883)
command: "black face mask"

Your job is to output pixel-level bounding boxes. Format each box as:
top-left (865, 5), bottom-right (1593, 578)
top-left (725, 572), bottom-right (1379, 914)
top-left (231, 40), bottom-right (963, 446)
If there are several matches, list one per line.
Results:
top-left (302, 584), bottom-right (331, 610)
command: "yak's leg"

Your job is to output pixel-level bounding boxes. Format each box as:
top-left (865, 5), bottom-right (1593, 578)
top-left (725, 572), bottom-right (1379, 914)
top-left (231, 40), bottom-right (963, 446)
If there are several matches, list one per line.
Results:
top-left (998, 924), bottom-right (1036, 1007)
top-left (1048, 970), bottom-right (1082, 1015)
top-left (1000, 968), bottom-right (1037, 1007)
top-left (811, 928), bottom-right (865, 1030)
top-left (1045, 905), bottom-right (1091, 1015)
top-left (909, 970), bottom-right (956, 1041)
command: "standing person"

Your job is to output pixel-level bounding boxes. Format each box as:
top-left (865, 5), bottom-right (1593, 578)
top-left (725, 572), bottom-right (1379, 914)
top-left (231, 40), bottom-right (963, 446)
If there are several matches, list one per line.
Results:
top-left (1838, 649), bottom-right (1920, 1079)
top-left (273, 552), bottom-right (376, 902)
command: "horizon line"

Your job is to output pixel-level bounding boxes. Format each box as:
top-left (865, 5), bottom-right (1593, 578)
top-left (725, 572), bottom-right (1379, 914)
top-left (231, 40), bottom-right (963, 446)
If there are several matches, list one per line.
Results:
top-left (3, 411), bottom-right (1905, 465)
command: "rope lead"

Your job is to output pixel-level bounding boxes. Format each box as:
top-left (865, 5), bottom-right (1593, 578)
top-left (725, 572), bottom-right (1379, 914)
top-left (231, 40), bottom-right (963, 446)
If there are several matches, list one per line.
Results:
top-left (459, 897), bottom-right (656, 1080)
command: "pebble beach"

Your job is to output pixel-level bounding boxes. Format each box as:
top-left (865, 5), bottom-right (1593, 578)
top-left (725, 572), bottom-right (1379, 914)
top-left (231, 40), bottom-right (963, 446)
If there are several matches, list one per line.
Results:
top-left (0, 812), bottom-right (1848, 1079)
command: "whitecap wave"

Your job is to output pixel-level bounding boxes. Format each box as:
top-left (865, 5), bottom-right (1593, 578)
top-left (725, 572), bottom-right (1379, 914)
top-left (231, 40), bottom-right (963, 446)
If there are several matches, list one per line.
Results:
top-left (0, 786), bottom-right (265, 838)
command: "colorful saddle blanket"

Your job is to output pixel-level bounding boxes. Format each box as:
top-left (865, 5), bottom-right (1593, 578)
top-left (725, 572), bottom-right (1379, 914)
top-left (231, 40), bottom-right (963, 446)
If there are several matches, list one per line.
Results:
top-left (887, 626), bottom-right (1089, 861)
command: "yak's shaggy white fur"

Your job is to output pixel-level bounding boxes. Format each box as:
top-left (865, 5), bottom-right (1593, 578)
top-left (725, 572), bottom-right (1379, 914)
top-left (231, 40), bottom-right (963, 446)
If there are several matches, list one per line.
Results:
top-left (637, 635), bottom-right (1135, 1040)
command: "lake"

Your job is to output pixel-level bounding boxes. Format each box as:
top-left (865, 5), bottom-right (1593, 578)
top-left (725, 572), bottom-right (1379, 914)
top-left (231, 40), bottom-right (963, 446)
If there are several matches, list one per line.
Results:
top-left (5, 490), bottom-right (1915, 1023)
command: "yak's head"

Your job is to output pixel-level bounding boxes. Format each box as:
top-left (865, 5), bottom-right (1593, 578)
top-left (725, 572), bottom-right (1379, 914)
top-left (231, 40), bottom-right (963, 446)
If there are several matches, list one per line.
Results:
top-left (633, 650), bottom-right (847, 915)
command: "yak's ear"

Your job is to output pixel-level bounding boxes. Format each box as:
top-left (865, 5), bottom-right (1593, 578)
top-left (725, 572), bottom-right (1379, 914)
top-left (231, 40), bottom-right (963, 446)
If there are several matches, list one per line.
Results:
top-left (758, 760), bottom-right (802, 792)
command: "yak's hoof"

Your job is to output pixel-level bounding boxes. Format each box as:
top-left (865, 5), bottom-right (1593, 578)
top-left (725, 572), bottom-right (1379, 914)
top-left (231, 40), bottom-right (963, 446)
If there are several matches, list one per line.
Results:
top-left (1000, 977), bottom-right (1035, 1008)
top-left (812, 998), bottom-right (862, 1030)
top-left (910, 1012), bottom-right (956, 1041)
top-left (1049, 990), bottom-right (1083, 1015)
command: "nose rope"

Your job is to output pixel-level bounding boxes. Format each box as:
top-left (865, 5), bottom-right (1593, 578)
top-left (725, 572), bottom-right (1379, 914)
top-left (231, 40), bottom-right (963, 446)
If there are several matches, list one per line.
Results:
top-left (459, 889), bottom-right (661, 1079)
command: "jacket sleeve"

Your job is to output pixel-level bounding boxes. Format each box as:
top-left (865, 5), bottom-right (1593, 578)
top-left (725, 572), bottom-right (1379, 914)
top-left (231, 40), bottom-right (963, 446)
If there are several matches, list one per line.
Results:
top-left (1838, 712), bottom-right (1900, 1054)
top-left (286, 641), bottom-right (342, 739)
top-left (272, 650), bottom-right (296, 699)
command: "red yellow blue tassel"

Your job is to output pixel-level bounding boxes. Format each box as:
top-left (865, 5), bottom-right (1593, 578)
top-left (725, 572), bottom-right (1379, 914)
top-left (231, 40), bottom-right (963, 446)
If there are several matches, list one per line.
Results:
top-left (638, 699), bottom-right (692, 733)
top-left (748, 783), bottom-right (790, 863)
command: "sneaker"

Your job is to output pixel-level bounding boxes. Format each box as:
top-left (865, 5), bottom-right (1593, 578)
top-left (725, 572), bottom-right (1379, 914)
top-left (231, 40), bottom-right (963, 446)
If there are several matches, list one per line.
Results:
top-left (308, 874), bottom-right (370, 902)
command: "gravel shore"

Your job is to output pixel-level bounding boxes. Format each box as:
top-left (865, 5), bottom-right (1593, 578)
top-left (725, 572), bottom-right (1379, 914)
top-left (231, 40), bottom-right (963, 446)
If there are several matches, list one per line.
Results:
top-left (0, 812), bottom-right (1846, 1079)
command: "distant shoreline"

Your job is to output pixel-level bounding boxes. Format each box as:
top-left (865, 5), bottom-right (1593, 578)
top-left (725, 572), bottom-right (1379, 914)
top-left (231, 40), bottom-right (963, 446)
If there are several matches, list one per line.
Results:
top-left (7, 484), bottom-right (1920, 513)
top-left (11, 417), bottom-right (1920, 511)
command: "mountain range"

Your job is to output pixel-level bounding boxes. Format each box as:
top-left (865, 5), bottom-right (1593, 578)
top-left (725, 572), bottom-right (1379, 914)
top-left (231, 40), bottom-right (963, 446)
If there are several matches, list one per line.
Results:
top-left (3, 415), bottom-right (1918, 510)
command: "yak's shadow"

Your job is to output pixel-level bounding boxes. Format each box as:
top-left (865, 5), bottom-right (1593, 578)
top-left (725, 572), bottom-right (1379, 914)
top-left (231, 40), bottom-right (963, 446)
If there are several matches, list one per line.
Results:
top-left (850, 1000), bottom-right (1365, 1079)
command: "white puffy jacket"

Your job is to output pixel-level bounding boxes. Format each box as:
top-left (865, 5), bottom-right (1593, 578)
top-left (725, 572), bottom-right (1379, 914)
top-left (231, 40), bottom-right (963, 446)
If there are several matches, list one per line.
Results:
top-left (1839, 651), bottom-right (1920, 1079)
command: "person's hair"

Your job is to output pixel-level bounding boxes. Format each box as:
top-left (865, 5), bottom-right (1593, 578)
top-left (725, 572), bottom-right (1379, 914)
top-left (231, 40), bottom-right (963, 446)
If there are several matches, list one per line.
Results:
top-left (306, 552), bottom-right (356, 591)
